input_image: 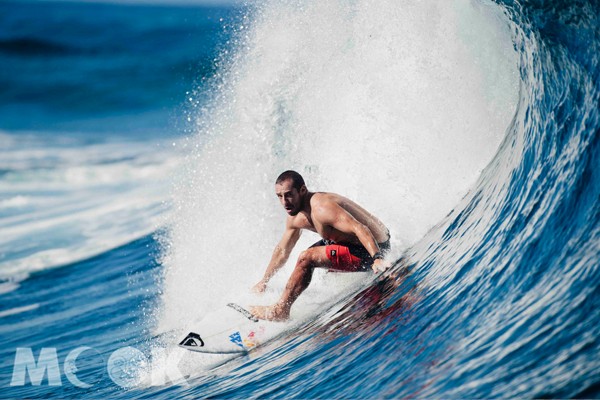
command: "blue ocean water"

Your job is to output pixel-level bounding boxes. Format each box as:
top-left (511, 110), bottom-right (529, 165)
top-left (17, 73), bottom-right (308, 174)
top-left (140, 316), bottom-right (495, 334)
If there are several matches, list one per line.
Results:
top-left (1, 0), bottom-right (599, 398)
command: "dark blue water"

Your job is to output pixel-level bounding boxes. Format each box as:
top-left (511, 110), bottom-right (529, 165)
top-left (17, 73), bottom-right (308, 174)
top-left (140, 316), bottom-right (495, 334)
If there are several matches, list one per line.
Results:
top-left (0, 0), bottom-right (234, 135)
top-left (1, 0), bottom-right (599, 398)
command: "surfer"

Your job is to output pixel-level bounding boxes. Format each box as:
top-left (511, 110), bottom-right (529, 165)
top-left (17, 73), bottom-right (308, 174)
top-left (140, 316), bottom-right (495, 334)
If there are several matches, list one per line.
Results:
top-left (251, 170), bottom-right (391, 321)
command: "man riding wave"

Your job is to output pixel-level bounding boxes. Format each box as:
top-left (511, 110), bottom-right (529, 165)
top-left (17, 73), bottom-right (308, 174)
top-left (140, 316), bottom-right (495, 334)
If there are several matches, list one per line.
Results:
top-left (251, 170), bottom-right (391, 321)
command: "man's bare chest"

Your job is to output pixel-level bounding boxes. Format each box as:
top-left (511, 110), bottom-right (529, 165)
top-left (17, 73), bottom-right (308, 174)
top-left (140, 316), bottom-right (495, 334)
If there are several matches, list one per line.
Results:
top-left (291, 213), bottom-right (350, 242)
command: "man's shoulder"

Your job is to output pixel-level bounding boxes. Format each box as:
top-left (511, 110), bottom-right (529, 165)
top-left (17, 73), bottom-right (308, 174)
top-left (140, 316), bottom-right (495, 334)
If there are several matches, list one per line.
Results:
top-left (311, 191), bottom-right (341, 204)
top-left (311, 192), bottom-right (344, 208)
top-left (311, 193), bottom-right (345, 220)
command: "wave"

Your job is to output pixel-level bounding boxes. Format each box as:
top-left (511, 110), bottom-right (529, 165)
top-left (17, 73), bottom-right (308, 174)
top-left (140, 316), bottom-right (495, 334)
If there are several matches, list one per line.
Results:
top-left (309, 0), bottom-right (599, 397)
top-left (0, 131), bottom-right (183, 280)
top-left (157, 0), bottom-right (518, 338)
top-left (154, 0), bottom-right (599, 397)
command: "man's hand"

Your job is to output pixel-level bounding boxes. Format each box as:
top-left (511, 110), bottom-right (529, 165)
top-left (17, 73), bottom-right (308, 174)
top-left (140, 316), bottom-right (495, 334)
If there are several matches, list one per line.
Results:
top-left (372, 258), bottom-right (391, 274)
top-left (252, 280), bottom-right (267, 294)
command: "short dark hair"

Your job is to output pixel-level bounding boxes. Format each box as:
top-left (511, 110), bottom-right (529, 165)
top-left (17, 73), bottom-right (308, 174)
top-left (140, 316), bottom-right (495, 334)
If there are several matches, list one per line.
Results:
top-left (276, 170), bottom-right (305, 190)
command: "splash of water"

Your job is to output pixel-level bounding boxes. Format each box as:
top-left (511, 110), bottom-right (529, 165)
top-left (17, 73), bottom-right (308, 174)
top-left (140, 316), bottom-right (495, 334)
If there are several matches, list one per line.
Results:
top-left (156, 0), bottom-right (518, 335)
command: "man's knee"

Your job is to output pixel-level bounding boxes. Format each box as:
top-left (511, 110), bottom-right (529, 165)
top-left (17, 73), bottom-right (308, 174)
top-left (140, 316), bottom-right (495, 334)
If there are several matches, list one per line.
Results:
top-left (297, 248), bottom-right (317, 265)
top-left (297, 249), bottom-right (311, 264)
top-left (296, 247), bottom-right (326, 269)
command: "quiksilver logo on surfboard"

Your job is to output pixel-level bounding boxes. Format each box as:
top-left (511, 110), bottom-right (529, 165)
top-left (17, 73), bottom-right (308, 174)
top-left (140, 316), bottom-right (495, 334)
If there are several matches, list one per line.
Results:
top-left (179, 332), bottom-right (204, 347)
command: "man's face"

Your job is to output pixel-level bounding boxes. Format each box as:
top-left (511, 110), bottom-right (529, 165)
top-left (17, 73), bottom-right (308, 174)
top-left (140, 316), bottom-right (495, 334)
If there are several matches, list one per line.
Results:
top-left (275, 179), bottom-right (305, 216)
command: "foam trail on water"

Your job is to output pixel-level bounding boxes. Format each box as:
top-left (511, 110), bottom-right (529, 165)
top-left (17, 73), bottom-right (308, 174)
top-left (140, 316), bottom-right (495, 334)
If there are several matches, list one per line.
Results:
top-left (156, 0), bottom-right (518, 336)
top-left (0, 132), bottom-right (182, 281)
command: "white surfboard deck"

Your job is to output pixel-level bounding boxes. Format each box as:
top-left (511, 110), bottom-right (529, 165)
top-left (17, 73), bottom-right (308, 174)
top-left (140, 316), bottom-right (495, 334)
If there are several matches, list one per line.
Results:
top-left (178, 271), bottom-right (372, 354)
top-left (178, 302), bottom-right (291, 354)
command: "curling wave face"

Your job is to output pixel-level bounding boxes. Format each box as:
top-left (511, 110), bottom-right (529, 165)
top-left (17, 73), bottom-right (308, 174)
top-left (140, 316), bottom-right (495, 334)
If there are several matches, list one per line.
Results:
top-left (158, 0), bottom-right (599, 398)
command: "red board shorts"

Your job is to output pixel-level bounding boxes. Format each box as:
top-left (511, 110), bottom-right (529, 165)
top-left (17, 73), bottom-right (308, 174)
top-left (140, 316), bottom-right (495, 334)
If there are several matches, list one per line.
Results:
top-left (311, 238), bottom-right (391, 272)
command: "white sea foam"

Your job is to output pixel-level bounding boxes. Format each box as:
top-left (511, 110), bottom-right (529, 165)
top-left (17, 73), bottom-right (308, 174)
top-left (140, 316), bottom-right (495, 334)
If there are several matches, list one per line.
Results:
top-left (156, 0), bottom-right (519, 337)
top-left (0, 303), bottom-right (40, 318)
top-left (0, 134), bottom-right (183, 279)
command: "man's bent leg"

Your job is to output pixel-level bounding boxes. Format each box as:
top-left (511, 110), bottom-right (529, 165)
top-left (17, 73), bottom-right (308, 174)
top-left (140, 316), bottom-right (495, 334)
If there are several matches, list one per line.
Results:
top-left (251, 247), bottom-right (331, 321)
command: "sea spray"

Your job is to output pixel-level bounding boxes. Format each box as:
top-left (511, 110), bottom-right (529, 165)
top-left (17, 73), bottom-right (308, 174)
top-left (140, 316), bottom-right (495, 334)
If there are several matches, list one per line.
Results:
top-left (157, 0), bottom-right (518, 336)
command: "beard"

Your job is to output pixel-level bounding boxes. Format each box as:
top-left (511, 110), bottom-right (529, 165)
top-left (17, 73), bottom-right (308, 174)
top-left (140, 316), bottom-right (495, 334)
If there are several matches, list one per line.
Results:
top-left (286, 195), bottom-right (305, 216)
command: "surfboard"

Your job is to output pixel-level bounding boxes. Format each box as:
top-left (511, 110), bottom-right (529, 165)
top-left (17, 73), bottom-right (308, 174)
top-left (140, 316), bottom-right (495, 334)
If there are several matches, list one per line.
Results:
top-left (178, 303), bottom-right (286, 354)
top-left (177, 270), bottom-right (385, 354)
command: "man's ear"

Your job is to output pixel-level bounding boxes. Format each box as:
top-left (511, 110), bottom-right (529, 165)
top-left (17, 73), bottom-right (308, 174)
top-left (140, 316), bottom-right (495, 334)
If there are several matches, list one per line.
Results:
top-left (300, 185), bottom-right (307, 195)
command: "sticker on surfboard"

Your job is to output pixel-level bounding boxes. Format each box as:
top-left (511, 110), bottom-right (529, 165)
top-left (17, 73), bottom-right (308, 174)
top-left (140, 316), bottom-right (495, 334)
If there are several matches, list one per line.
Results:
top-left (178, 302), bottom-right (271, 354)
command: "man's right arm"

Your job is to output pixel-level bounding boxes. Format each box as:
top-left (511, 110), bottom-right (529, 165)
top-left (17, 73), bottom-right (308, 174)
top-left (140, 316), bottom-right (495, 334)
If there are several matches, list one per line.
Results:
top-left (252, 225), bottom-right (301, 293)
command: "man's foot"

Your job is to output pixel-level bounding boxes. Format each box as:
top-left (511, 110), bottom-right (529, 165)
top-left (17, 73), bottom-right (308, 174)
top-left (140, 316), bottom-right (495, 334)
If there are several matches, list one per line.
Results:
top-left (250, 304), bottom-right (290, 321)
